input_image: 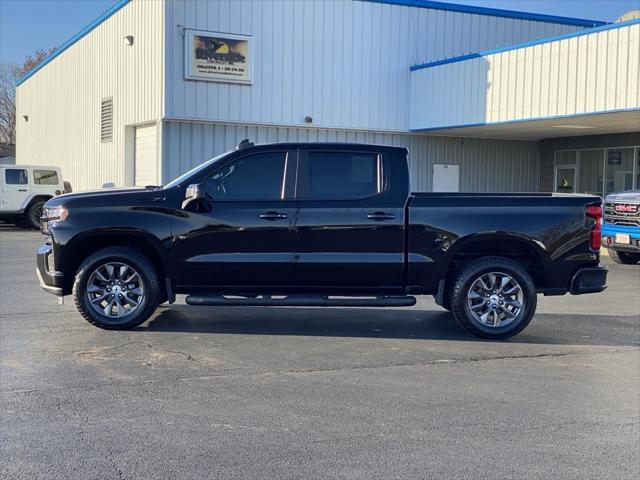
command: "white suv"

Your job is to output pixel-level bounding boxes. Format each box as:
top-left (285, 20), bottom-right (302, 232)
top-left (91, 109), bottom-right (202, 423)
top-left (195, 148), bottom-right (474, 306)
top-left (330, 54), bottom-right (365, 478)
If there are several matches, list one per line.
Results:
top-left (0, 165), bottom-right (68, 229)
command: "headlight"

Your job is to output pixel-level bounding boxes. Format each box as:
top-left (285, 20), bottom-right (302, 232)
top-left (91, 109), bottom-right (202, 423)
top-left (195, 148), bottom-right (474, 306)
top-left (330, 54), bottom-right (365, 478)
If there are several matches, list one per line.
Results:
top-left (41, 206), bottom-right (68, 234)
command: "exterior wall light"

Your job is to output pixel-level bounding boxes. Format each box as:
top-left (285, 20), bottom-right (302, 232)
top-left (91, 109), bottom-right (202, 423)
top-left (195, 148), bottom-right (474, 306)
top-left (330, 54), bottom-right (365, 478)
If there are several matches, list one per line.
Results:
top-left (22, 115), bottom-right (29, 122)
top-left (123, 35), bottom-right (134, 46)
top-left (304, 116), bottom-right (313, 124)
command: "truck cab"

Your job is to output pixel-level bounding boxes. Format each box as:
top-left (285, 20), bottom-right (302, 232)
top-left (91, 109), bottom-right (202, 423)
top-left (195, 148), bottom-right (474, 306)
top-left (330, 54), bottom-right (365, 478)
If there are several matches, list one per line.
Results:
top-left (602, 190), bottom-right (640, 264)
top-left (0, 165), bottom-right (67, 229)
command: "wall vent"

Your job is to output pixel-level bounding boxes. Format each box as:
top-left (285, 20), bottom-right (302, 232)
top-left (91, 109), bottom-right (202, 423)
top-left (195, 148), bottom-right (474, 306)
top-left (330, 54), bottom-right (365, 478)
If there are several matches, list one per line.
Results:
top-left (100, 98), bottom-right (113, 142)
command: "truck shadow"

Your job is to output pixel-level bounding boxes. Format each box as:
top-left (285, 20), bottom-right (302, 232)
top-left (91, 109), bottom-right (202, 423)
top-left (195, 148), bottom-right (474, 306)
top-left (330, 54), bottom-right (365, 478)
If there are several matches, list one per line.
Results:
top-left (142, 305), bottom-right (640, 347)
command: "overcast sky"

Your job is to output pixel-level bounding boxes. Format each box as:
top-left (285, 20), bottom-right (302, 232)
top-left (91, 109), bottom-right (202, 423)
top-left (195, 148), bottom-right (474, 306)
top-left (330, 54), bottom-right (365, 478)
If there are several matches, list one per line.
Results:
top-left (1, 0), bottom-right (638, 66)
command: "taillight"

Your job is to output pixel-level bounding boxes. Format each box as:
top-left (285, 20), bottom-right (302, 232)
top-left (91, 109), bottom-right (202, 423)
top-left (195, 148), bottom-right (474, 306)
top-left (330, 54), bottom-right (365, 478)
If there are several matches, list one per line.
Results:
top-left (585, 204), bottom-right (602, 250)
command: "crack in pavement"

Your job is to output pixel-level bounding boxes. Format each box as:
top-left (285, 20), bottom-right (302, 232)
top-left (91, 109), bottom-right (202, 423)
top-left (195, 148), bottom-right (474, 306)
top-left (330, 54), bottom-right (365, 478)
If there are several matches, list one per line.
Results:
top-left (2, 347), bottom-right (637, 397)
top-left (75, 341), bottom-right (197, 362)
top-left (50, 389), bottom-right (127, 479)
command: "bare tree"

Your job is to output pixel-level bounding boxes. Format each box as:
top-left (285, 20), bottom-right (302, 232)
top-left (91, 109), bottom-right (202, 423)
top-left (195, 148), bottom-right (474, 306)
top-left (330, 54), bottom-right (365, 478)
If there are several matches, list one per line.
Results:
top-left (0, 64), bottom-right (18, 145)
top-left (0, 48), bottom-right (56, 145)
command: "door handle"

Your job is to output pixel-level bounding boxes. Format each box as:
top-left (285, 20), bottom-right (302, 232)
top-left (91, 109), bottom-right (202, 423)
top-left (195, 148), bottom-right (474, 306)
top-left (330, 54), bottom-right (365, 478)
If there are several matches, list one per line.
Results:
top-left (259, 211), bottom-right (288, 220)
top-left (367, 212), bottom-right (395, 221)
top-left (18, 189), bottom-right (27, 192)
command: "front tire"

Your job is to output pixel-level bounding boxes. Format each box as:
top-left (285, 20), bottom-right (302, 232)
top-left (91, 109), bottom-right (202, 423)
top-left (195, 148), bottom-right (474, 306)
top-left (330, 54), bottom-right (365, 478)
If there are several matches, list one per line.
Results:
top-left (449, 256), bottom-right (537, 340)
top-left (609, 249), bottom-right (640, 265)
top-left (73, 247), bottom-right (161, 329)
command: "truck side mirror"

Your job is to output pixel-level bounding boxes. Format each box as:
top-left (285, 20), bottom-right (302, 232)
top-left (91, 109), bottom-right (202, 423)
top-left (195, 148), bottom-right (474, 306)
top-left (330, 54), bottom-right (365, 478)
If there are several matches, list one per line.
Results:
top-left (182, 183), bottom-right (207, 210)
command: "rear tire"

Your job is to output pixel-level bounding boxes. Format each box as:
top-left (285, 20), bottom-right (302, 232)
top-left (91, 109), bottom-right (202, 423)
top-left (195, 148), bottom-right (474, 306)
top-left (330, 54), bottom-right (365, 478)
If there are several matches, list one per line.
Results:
top-left (73, 247), bottom-right (161, 330)
top-left (26, 200), bottom-right (45, 229)
top-left (609, 249), bottom-right (640, 265)
top-left (449, 256), bottom-right (537, 340)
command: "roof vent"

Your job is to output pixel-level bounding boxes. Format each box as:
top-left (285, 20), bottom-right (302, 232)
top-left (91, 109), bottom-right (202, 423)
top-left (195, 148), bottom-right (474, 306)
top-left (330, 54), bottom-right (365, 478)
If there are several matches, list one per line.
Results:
top-left (236, 138), bottom-right (254, 150)
top-left (615, 10), bottom-right (640, 22)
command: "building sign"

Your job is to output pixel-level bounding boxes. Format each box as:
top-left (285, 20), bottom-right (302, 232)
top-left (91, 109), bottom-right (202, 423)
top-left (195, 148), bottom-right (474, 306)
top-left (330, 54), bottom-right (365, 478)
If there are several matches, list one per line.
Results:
top-left (184, 29), bottom-right (252, 84)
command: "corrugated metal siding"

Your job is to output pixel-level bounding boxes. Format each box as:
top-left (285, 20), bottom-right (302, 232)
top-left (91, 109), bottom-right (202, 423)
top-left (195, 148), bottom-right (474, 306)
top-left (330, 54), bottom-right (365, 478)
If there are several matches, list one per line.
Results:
top-left (15, 0), bottom-right (163, 192)
top-left (410, 21), bottom-right (640, 130)
top-left (162, 120), bottom-right (540, 192)
top-left (164, 0), bottom-right (577, 132)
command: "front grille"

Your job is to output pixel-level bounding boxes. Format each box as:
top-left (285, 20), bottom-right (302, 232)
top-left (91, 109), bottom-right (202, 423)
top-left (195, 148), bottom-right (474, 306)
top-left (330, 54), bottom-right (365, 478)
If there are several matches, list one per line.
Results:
top-left (604, 201), bottom-right (640, 227)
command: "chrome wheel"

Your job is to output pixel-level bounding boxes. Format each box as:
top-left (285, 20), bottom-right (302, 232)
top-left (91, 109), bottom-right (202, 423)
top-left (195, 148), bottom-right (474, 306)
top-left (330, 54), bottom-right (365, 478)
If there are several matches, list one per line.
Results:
top-left (466, 272), bottom-right (524, 328)
top-left (86, 262), bottom-right (144, 319)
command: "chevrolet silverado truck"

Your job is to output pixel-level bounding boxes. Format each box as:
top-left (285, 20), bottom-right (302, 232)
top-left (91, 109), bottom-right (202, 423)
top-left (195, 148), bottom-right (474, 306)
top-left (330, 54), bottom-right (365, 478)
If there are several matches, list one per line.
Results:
top-left (36, 141), bottom-right (607, 339)
top-left (602, 190), bottom-right (640, 265)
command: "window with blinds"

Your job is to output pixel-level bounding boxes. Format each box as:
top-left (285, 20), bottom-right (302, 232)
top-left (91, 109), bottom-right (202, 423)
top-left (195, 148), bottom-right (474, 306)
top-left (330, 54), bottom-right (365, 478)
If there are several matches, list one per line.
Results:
top-left (100, 98), bottom-right (113, 142)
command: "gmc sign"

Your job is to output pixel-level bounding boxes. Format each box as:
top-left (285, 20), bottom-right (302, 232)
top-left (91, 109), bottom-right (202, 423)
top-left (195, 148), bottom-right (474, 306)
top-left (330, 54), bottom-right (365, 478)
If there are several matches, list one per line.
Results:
top-left (614, 204), bottom-right (639, 214)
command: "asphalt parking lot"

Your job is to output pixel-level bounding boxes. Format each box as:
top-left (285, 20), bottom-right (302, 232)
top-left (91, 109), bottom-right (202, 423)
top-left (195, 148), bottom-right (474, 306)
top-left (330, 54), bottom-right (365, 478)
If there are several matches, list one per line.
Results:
top-left (1, 226), bottom-right (639, 479)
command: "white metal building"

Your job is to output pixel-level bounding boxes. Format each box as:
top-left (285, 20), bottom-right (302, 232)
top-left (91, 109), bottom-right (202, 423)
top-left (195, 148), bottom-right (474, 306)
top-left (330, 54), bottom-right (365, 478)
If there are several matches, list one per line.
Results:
top-left (15, 0), bottom-right (640, 195)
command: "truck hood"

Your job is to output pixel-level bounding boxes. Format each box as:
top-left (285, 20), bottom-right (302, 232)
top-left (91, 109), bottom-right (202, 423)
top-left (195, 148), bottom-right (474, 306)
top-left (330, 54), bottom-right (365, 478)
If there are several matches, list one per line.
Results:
top-left (45, 186), bottom-right (161, 207)
top-left (606, 190), bottom-right (640, 202)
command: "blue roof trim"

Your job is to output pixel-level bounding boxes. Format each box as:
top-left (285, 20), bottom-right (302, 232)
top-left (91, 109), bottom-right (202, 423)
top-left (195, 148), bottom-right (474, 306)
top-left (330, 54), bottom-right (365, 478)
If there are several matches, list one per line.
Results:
top-left (409, 108), bottom-right (640, 133)
top-left (411, 18), bottom-right (640, 71)
top-left (363, 0), bottom-right (606, 27)
top-left (16, 0), bottom-right (131, 87)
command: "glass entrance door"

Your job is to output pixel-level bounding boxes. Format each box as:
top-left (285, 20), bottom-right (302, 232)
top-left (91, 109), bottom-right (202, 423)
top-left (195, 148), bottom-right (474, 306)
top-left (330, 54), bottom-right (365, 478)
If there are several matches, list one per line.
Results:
top-left (604, 148), bottom-right (635, 196)
top-left (555, 166), bottom-right (576, 193)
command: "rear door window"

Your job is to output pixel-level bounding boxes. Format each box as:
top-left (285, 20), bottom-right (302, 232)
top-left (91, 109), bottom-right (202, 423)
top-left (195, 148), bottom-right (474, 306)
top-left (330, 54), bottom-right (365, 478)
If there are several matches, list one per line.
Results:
top-left (5, 168), bottom-right (28, 185)
top-left (298, 152), bottom-right (382, 200)
top-left (33, 170), bottom-right (59, 185)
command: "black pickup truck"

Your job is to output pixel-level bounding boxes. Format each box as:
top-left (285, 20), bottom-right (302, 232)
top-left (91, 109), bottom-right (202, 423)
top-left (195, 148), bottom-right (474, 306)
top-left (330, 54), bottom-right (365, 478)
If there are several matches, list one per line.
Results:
top-left (37, 141), bottom-right (607, 339)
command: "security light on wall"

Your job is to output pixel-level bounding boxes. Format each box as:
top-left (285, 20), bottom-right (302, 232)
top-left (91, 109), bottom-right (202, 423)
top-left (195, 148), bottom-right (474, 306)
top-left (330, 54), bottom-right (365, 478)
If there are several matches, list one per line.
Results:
top-left (22, 115), bottom-right (29, 122)
top-left (123, 35), bottom-right (134, 46)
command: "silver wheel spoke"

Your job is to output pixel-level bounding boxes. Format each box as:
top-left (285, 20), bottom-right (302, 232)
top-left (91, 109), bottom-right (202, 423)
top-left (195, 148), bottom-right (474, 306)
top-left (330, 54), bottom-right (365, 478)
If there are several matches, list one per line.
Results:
top-left (504, 285), bottom-right (519, 295)
top-left (123, 293), bottom-right (139, 307)
top-left (103, 299), bottom-right (116, 315)
top-left (478, 277), bottom-right (491, 291)
top-left (119, 265), bottom-right (129, 279)
top-left (124, 273), bottom-right (140, 284)
top-left (90, 293), bottom-right (108, 304)
top-left (94, 270), bottom-right (109, 283)
top-left (129, 287), bottom-right (143, 296)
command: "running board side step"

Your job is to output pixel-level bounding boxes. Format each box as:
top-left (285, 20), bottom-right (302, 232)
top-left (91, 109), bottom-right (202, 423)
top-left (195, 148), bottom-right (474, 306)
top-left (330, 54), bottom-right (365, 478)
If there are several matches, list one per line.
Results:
top-left (185, 295), bottom-right (416, 307)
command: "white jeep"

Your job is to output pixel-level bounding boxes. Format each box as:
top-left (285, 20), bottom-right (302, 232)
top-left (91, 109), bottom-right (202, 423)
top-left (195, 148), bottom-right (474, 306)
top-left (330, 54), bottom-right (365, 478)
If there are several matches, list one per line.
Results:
top-left (0, 165), bottom-right (68, 229)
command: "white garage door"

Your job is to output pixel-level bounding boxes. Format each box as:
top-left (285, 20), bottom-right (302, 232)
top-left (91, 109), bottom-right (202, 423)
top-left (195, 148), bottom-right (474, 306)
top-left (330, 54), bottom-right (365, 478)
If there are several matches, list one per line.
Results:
top-left (134, 124), bottom-right (157, 187)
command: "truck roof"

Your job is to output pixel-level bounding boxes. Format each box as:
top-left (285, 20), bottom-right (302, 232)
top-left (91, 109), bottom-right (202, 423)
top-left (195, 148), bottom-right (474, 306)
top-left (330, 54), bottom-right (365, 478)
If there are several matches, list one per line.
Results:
top-left (234, 141), bottom-right (408, 155)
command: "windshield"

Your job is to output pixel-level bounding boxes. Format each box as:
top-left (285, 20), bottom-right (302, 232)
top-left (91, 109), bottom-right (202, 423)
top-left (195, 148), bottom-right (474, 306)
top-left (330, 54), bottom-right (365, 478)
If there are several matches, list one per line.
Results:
top-left (163, 150), bottom-right (233, 189)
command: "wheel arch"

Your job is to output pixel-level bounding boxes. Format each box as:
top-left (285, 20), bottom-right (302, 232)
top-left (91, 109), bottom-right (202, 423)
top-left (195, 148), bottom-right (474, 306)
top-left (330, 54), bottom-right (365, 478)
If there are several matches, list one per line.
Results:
top-left (61, 230), bottom-right (171, 302)
top-left (24, 194), bottom-right (53, 211)
top-left (446, 233), bottom-right (551, 289)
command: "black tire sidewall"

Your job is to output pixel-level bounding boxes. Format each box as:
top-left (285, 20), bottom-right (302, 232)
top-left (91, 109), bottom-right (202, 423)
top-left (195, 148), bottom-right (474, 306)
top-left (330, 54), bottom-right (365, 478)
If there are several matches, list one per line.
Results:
top-left (27, 201), bottom-right (45, 229)
top-left (73, 248), bottom-right (160, 329)
top-left (609, 249), bottom-right (640, 265)
top-left (450, 258), bottom-right (537, 339)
